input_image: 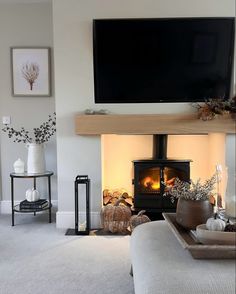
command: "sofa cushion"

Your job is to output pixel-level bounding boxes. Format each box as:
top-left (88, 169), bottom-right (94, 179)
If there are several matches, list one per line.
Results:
top-left (130, 221), bottom-right (235, 294)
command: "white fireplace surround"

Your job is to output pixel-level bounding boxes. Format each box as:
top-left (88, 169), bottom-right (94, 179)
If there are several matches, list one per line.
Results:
top-left (53, 0), bottom-right (235, 229)
top-left (56, 127), bottom-right (235, 229)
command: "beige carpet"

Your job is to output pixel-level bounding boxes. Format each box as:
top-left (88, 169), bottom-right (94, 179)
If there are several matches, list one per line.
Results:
top-left (0, 213), bottom-right (134, 294)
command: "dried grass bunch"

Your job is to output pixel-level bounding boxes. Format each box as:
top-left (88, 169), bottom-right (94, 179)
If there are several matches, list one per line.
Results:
top-left (2, 112), bottom-right (56, 144)
top-left (164, 174), bottom-right (217, 203)
top-left (194, 96), bottom-right (236, 121)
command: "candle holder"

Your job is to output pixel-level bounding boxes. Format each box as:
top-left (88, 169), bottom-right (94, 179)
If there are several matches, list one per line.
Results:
top-left (215, 164), bottom-right (223, 213)
top-left (66, 175), bottom-right (90, 235)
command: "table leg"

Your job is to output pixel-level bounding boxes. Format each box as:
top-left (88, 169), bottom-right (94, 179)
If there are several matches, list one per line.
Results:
top-left (48, 176), bottom-right (52, 223)
top-left (33, 178), bottom-right (36, 190)
top-left (11, 177), bottom-right (14, 226)
top-left (33, 179), bottom-right (37, 216)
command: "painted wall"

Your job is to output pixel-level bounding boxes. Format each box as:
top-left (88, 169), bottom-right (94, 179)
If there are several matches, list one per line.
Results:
top-left (0, 2), bottom-right (57, 213)
top-left (53, 0), bottom-right (235, 228)
top-left (225, 134), bottom-right (236, 214)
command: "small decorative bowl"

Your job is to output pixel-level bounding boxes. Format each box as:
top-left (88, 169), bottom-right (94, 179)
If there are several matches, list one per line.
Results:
top-left (196, 224), bottom-right (236, 245)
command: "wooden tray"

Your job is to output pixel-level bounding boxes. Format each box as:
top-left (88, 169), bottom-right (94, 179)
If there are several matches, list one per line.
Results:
top-left (163, 213), bottom-right (236, 259)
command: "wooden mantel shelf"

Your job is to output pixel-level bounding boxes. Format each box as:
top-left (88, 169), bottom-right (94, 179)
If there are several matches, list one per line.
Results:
top-left (75, 113), bottom-right (235, 135)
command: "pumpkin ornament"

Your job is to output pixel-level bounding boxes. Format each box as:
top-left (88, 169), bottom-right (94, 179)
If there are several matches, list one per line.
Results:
top-left (206, 213), bottom-right (226, 231)
top-left (25, 188), bottom-right (40, 202)
top-left (130, 210), bottom-right (151, 232)
top-left (101, 198), bottom-right (131, 234)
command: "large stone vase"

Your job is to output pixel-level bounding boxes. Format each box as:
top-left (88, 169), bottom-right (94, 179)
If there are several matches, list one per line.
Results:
top-left (27, 143), bottom-right (45, 174)
top-left (176, 198), bottom-right (213, 230)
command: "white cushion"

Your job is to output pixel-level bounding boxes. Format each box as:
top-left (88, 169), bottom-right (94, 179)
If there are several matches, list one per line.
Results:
top-left (130, 221), bottom-right (235, 294)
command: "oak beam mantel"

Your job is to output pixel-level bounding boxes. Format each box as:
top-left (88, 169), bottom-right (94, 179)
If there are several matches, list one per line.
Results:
top-left (75, 113), bottom-right (236, 135)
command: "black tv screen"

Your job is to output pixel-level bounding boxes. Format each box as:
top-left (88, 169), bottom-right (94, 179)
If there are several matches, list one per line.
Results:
top-left (93, 18), bottom-right (235, 103)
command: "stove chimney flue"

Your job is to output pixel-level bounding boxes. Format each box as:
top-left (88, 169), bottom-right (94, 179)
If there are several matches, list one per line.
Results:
top-left (153, 134), bottom-right (168, 159)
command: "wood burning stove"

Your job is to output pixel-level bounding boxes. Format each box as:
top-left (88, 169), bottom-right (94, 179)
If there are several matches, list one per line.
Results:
top-left (133, 135), bottom-right (191, 214)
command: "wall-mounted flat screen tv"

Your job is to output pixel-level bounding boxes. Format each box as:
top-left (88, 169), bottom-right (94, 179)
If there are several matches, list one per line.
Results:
top-left (93, 18), bottom-right (234, 103)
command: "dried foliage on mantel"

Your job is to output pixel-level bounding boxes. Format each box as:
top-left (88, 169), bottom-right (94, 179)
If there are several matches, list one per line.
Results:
top-left (75, 113), bottom-right (235, 135)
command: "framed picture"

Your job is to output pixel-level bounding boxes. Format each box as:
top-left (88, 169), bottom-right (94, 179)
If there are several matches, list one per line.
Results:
top-left (11, 47), bottom-right (51, 97)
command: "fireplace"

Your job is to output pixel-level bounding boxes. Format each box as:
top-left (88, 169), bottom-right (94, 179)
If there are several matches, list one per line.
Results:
top-left (133, 135), bottom-right (191, 214)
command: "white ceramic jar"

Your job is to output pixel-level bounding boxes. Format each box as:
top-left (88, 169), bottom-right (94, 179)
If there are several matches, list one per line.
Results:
top-left (13, 158), bottom-right (25, 173)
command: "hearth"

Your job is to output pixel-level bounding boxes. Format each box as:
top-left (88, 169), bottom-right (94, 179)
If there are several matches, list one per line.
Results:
top-left (133, 135), bottom-right (191, 214)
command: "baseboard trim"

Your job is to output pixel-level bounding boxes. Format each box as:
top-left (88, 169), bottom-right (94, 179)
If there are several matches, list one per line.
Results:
top-left (0, 200), bottom-right (58, 214)
top-left (56, 211), bottom-right (101, 229)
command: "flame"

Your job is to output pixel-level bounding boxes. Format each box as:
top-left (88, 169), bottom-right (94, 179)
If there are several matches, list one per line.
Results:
top-left (143, 177), bottom-right (152, 187)
top-left (142, 175), bottom-right (176, 191)
top-left (142, 177), bottom-right (160, 190)
top-left (151, 181), bottom-right (160, 190)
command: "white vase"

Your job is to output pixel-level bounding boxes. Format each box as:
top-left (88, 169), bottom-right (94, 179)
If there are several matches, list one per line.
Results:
top-left (27, 143), bottom-right (45, 174)
top-left (13, 158), bottom-right (25, 173)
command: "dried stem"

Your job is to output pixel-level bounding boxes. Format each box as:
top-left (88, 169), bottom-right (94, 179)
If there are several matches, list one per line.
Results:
top-left (2, 113), bottom-right (56, 144)
top-left (164, 174), bottom-right (217, 203)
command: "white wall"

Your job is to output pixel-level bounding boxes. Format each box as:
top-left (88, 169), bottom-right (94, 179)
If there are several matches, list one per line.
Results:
top-left (53, 0), bottom-right (235, 228)
top-left (226, 134), bottom-right (236, 203)
top-left (0, 2), bottom-right (57, 212)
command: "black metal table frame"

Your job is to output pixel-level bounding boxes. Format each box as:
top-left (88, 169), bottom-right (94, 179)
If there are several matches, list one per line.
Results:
top-left (10, 171), bottom-right (53, 226)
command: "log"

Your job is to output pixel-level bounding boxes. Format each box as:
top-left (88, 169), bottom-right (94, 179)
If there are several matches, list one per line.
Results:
top-left (121, 192), bottom-right (129, 199)
top-left (103, 189), bottom-right (134, 207)
top-left (125, 198), bottom-right (133, 206)
top-left (103, 196), bottom-right (112, 205)
top-left (110, 197), bottom-right (119, 205)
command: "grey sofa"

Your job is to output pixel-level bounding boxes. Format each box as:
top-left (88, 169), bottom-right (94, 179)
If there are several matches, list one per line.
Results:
top-left (130, 221), bottom-right (235, 294)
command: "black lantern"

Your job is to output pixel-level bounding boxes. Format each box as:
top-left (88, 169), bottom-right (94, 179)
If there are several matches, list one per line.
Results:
top-left (66, 175), bottom-right (90, 235)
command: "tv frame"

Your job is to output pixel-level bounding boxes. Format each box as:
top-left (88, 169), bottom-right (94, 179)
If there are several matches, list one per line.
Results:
top-left (93, 17), bottom-right (235, 104)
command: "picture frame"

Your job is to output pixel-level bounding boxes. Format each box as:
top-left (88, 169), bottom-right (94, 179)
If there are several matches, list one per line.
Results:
top-left (11, 47), bottom-right (51, 97)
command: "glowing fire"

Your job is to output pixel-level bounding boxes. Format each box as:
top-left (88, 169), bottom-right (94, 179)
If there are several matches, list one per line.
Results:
top-left (142, 175), bottom-right (176, 191)
top-left (142, 177), bottom-right (160, 190)
top-left (151, 182), bottom-right (160, 190)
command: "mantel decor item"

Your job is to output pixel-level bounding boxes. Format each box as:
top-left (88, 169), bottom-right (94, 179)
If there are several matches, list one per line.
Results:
top-left (11, 47), bottom-right (51, 97)
top-left (2, 113), bottom-right (56, 174)
top-left (194, 96), bottom-right (236, 121)
top-left (164, 174), bottom-right (217, 230)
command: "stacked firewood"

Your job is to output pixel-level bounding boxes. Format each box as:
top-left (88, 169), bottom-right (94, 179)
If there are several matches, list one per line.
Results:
top-left (103, 188), bottom-right (134, 207)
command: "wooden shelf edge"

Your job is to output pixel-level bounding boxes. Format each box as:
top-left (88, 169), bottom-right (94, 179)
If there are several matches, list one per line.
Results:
top-left (75, 113), bottom-right (236, 135)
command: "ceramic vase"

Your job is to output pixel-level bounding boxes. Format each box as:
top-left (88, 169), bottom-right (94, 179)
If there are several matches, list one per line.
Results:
top-left (176, 198), bottom-right (213, 230)
top-left (27, 143), bottom-right (45, 174)
top-left (13, 158), bottom-right (25, 173)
